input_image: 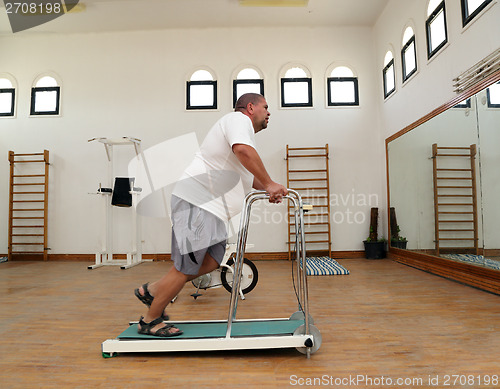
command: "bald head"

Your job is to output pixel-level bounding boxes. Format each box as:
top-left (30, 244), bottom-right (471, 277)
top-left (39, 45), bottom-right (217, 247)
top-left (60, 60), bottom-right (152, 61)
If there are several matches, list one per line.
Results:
top-left (235, 93), bottom-right (265, 113)
top-left (234, 93), bottom-right (270, 133)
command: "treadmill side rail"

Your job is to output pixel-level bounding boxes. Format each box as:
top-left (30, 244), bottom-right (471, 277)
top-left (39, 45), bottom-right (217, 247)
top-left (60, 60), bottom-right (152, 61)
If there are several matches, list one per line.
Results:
top-left (102, 334), bottom-right (313, 354)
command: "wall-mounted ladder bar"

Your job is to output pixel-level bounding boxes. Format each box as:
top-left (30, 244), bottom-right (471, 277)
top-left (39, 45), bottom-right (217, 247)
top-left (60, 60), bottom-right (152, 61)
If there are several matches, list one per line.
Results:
top-left (432, 144), bottom-right (478, 256)
top-left (8, 150), bottom-right (50, 261)
top-left (286, 145), bottom-right (331, 260)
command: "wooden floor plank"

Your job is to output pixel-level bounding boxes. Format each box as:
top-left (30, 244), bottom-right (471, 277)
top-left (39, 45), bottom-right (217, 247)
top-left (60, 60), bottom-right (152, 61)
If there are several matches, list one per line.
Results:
top-left (0, 259), bottom-right (499, 388)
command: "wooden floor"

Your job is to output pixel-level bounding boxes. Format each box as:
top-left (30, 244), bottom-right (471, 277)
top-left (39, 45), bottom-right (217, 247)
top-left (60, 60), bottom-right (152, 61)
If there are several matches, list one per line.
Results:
top-left (0, 258), bottom-right (499, 388)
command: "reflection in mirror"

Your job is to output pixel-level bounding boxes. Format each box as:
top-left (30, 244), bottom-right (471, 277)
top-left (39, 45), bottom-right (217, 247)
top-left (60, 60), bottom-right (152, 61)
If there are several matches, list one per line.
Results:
top-left (476, 82), bottom-right (500, 269)
top-left (388, 78), bottom-right (500, 272)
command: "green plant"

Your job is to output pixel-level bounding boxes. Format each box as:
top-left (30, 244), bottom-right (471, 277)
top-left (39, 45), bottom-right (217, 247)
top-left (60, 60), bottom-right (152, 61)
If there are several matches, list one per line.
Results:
top-left (366, 227), bottom-right (374, 242)
top-left (391, 225), bottom-right (407, 242)
top-left (366, 228), bottom-right (386, 243)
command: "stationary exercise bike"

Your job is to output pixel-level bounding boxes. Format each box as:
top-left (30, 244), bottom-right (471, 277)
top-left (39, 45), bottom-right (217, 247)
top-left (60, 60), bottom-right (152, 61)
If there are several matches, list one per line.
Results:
top-left (190, 243), bottom-right (258, 300)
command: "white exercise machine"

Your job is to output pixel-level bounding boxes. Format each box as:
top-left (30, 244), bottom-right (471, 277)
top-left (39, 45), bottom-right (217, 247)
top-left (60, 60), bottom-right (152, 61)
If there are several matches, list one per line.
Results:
top-left (88, 137), bottom-right (144, 270)
top-left (101, 189), bottom-right (321, 358)
top-left (190, 243), bottom-right (257, 300)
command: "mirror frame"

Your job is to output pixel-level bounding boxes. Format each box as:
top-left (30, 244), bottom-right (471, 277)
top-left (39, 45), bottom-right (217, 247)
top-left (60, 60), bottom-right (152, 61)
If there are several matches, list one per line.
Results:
top-left (385, 69), bottom-right (500, 295)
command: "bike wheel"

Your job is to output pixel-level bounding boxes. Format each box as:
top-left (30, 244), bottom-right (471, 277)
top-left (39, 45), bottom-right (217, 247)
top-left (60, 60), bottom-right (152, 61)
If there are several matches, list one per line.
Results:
top-left (220, 258), bottom-right (258, 295)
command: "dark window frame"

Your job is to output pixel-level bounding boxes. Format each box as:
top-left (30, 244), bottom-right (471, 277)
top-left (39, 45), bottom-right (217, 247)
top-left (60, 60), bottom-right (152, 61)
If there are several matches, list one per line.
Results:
top-left (486, 82), bottom-right (500, 108)
top-left (383, 59), bottom-right (396, 99)
top-left (426, 0), bottom-right (448, 60)
top-left (232, 79), bottom-right (264, 108)
top-left (0, 88), bottom-right (15, 117)
top-left (453, 98), bottom-right (471, 108)
top-left (186, 80), bottom-right (217, 110)
top-left (30, 86), bottom-right (60, 116)
top-left (327, 77), bottom-right (359, 106)
top-left (401, 35), bottom-right (418, 82)
top-left (461, 0), bottom-right (493, 27)
top-left (280, 77), bottom-right (313, 108)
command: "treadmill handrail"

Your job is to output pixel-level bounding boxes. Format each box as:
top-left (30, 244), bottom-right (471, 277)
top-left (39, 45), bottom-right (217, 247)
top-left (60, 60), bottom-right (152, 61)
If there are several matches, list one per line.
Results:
top-left (225, 189), bottom-right (309, 339)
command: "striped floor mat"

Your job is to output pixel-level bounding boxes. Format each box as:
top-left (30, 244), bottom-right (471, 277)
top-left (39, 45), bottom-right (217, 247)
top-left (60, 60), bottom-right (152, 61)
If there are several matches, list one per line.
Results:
top-left (441, 254), bottom-right (500, 271)
top-left (306, 256), bottom-right (350, 276)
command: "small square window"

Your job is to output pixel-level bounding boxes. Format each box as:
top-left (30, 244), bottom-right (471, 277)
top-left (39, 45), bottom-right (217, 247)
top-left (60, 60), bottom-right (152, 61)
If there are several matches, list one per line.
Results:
top-left (281, 78), bottom-right (312, 107)
top-left (0, 88), bottom-right (15, 117)
top-left (426, 1), bottom-right (448, 59)
top-left (30, 87), bottom-right (60, 115)
top-left (402, 36), bottom-right (417, 82)
top-left (233, 79), bottom-right (264, 107)
top-left (383, 60), bottom-right (396, 99)
top-left (186, 81), bottom-right (217, 110)
top-left (327, 77), bottom-right (359, 106)
top-left (486, 82), bottom-right (500, 108)
top-left (461, 0), bottom-right (493, 26)
top-left (453, 98), bottom-right (471, 108)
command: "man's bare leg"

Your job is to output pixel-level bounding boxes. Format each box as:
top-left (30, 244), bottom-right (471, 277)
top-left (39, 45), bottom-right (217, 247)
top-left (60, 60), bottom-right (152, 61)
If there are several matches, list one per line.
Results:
top-left (186, 254), bottom-right (220, 281)
top-left (138, 253), bottom-right (220, 334)
top-left (136, 253), bottom-right (220, 297)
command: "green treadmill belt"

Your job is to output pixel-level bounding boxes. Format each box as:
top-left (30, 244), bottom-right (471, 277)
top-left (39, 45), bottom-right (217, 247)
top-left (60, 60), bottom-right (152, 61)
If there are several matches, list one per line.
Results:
top-left (118, 319), bottom-right (304, 340)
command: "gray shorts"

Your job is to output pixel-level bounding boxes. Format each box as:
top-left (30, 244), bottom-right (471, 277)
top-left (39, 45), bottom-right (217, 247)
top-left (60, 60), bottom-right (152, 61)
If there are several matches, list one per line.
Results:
top-left (171, 195), bottom-right (227, 275)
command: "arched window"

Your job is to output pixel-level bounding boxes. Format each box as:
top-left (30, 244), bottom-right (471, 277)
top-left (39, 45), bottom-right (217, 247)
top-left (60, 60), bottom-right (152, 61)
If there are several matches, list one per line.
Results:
top-left (232, 67), bottom-right (264, 107)
top-left (426, 0), bottom-right (448, 59)
top-left (280, 64), bottom-right (312, 108)
top-left (326, 66), bottom-right (359, 106)
top-left (186, 69), bottom-right (217, 110)
top-left (30, 75), bottom-right (61, 116)
top-left (401, 26), bottom-right (417, 82)
top-left (461, 0), bottom-right (493, 27)
top-left (0, 75), bottom-right (16, 117)
top-left (383, 51), bottom-right (396, 99)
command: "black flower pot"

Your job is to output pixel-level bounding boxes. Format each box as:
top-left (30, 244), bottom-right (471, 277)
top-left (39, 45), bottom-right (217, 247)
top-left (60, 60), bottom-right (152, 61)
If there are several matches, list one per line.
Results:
top-left (391, 240), bottom-right (407, 249)
top-left (363, 241), bottom-right (386, 259)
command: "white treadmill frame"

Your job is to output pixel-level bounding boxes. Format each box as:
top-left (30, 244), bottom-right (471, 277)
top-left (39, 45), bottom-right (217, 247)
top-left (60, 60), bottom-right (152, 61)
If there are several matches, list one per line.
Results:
top-left (102, 318), bottom-right (312, 354)
top-left (101, 190), bottom-right (318, 357)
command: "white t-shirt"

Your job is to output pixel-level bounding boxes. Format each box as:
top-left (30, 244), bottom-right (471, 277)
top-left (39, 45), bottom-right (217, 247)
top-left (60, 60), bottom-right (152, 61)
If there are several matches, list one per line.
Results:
top-left (172, 112), bottom-right (256, 222)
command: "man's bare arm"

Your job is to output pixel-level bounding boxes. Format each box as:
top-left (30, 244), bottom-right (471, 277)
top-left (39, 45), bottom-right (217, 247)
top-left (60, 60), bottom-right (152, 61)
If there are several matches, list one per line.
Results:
top-left (253, 176), bottom-right (265, 190)
top-left (232, 144), bottom-right (287, 202)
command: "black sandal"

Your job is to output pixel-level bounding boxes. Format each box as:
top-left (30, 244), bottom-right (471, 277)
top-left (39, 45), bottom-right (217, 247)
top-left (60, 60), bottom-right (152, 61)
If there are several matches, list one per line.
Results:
top-left (134, 283), bottom-right (170, 321)
top-left (138, 316), bottom-right (183, 338)
top-left (134, 283), bottom-right (154, 306)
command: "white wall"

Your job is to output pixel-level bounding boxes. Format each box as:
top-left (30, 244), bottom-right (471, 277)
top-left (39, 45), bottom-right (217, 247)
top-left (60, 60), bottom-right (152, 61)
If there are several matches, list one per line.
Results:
top-left (0, 26), bottom-right (385, 256)
top-left (373, 0), bottom-right (500, 250)
top-left (374, 0), bottom-right (500, 137)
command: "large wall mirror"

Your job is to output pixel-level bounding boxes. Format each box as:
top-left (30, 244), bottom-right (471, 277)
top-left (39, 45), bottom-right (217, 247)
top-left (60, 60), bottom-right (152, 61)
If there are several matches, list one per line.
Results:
top-left (386, 70), bottom-right (500, 294)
